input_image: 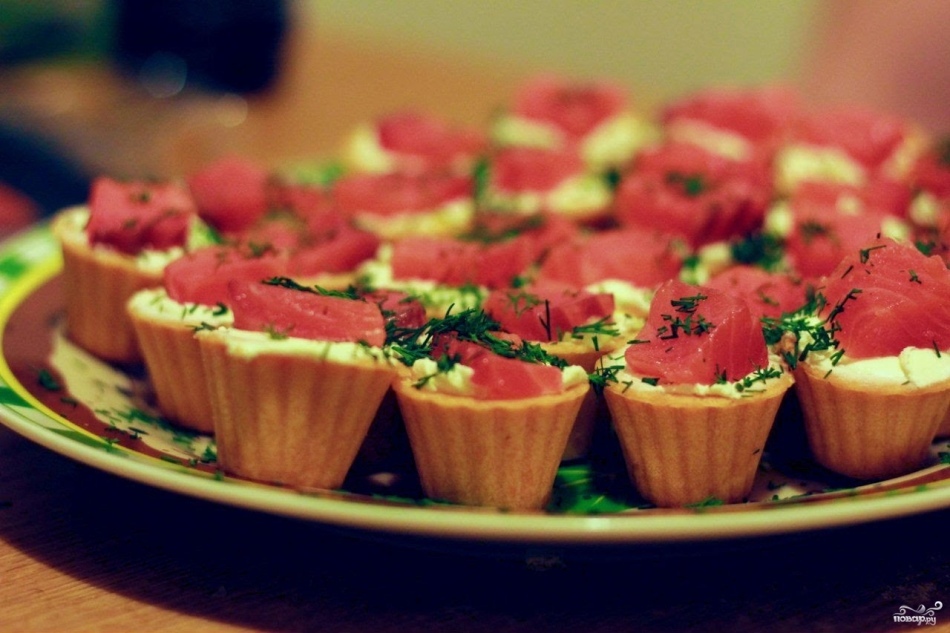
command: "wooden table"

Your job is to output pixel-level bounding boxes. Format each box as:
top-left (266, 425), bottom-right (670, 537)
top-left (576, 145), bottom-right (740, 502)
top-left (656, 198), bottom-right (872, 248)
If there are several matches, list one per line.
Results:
top-left (1, 421), bottom-right (948, 632)
top-left (1, 10), bottom-right (948, 633)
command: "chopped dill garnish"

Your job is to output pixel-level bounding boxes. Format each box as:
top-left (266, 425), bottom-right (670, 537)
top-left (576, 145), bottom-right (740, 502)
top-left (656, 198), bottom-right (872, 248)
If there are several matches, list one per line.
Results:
top-left (501, 289), bottom-right (542, 316)
top-left (510, 275), bottom-right (530, 289)
top-left (657, 312), bottom-right (714, 340)
top-left (263, 276), bottom-right (362, 300)
top-left (472, 156), bottom-right (491, 205)
top-left (680, 253), bottom-right (701, 272)
top-left (730, 232), bottom-right (785, 270)
top-left (824, 288), bottom-right (862, 323)
top-left (200, 445), bottom-right (217, 463)
top-left (799, 220), bottom-right (832, 245)
top-left (915, 238), bottom-right (938, 257)
top-left (665, 171), bottom-right (707, 197)
top-left (36, 368), bottom-right (61, 391)
top-left (686, 496), bottom-right (724, 509)
top-left (756, 289), bottom-right (780, 307)
top-left (669, 293), bottom-right (708, 314)
top-left (734, 366), bottom-right (783, 393)
top-left (760, 287), bottom-right (857, 370)
top-left (264, 324), bottom-right (290, 340)
top-left (571, 316), bottom-right (620, 340)
top-left (859, 243), bottom-right (886, 264)
top-left (412, 352), bottom-right (462, 389)
top-left (653, 293), bottom-right (715, 340)
top-left (539, 299), bottom-right (553, 340)
top-left (588, 361), bottom-right (625, 394)
top-left (385, 307), bottom-right (568, 370)
top-left (246, 241), bottom-right (277, 258)
top-left (936, 136), bottom-right (950, 166)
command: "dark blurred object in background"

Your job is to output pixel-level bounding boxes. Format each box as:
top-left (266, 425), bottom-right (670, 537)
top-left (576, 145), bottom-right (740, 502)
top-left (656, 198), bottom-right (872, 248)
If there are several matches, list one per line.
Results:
top-left (0, 125), bottom-right (90, 217)
top-left (0, 0), bottom-right (288, 225)
top-left (113, 0), bottom-right (288, 95)
top-left (0, 1), bottom-right (110, 65)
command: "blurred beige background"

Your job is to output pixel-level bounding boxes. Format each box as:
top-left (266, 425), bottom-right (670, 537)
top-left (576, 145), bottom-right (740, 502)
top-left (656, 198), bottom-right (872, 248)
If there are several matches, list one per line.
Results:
top-left (312, 0), bottom-right (820, 106)
top-left (0, 0), bottom-right (819, 184)
top-left (12, 0), bottom-right (948, 223)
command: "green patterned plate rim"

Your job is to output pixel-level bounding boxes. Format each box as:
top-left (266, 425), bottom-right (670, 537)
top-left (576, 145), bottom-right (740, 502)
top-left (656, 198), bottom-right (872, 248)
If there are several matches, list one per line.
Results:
top-left (0, 223), bottom-right (948, 545)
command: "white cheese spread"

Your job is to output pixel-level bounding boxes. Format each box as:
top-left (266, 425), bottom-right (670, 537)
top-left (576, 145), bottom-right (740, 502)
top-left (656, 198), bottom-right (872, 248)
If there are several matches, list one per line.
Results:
top-left (604, 348), bottom-right (789, 399)
top-left (409, 356), bottom-right (588, 396)
top-left (126, 287), bottom-right (233, 327)
top-left (806, 346), bottom-right (950, 389)
top-left (200, 327), bottom-right (393, 364)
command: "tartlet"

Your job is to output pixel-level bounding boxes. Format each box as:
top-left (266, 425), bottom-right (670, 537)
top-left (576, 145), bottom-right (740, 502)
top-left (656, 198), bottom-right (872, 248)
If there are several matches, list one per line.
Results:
top-left (394, 378), bottom-right (588, 510)
top-left (196, 279), bottom-right (397, 489)
top-left (603, 366), bottom-right (793, 507)
top-left (53, 177), bottom-right (203, 363)
top-left (781, 237), bottom-right (950, 479)
top-left (481, 281), bottom-right (631, 460)
top-left (793, 357), bottom-right (950, 479)
top-left (389, 313), bottom-right (590, 509)
top-left (600, 279), bottom-right (794, 507)
top-left (126, 244), bottom-right (286, 432)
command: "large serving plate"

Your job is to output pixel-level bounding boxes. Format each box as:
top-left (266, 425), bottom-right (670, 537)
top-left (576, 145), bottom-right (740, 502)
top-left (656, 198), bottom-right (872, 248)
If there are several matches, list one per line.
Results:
top-left (1, 224), bottom-right (949, 545)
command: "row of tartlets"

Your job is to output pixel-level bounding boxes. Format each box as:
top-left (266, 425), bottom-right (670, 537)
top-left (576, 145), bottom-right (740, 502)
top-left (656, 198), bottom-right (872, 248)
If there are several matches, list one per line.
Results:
top-left (51, 76), bottom-right (950, 510)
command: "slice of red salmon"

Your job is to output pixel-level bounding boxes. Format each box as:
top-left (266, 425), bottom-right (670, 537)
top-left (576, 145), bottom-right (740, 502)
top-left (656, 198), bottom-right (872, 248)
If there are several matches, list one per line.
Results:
top-left (163, 245), bottom-right (288, 306)
top-left (483, 280), bottom-right (614, 342)
top-left (536, 226), bottom-right (685, 289)
top-left (376, 111), bottom-right (487, 172)
top-left (228, 279), bottom-right (386, 346)
top-left (512, 75), bottom-right (628, 140)
top-left (614, 141), bottom-right (773, 247)
top-left (820, 237), bottom-right (950, 358)
top-left (436, 338), bottom-right (565, 400)
top-left (85, 177), bottom-right (196, 254)
top-left (187, 156), bottom-right (271, 234)
top-left (705, 265), bottom-right (807, 319)
top-left (333, 171), bottom-right (472, 217)
top-left (624, 279), bottom-right (769, 385)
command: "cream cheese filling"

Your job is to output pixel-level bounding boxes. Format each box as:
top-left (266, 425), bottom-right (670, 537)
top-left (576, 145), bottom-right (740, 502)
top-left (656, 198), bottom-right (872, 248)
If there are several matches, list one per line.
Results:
top-left (353, 197), bottom-right (474, 239)
top-left (663, 118), bottom-right (754, 162)
top-left (482, 173), bottom-right (611, 218)
top-left (342, 123), bottom-right (477, 175)
top-left (603, 348), bottom-right (789, 399)
top-left (200, 327), bottom-right (393, 364)
top-left (408, 356), bottom-right (588, 396)
top-left (355, 243), bottom-right (486, 315)
top-left (806, 346), bottom-right (950, 389)
top-left (491, 112), bottom-right (656, 170)
top-left (126, 287), bottom-right (233, 327)
top-left (60, 206), bottom-right (216, 274)
top-left (583, 279), bottom-right (654, 320)
top-left (774, 144), bottom-right (866, 194)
